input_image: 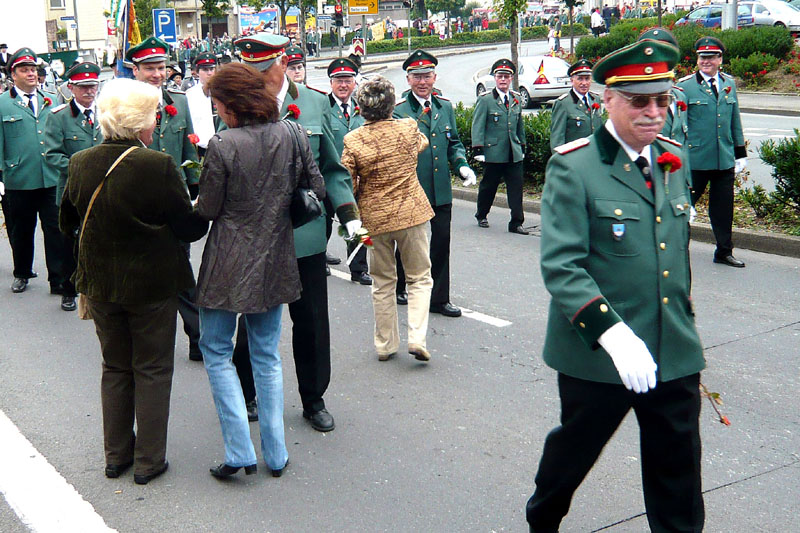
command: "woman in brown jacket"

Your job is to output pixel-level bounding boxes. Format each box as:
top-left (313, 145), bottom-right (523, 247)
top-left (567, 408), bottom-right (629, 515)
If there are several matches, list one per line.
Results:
top-left (59, 78), bottom-right (208, 485)
top-left (340, 76), bottom-right (434, 362)
top-left (196, 63), bottom-right (325, 479)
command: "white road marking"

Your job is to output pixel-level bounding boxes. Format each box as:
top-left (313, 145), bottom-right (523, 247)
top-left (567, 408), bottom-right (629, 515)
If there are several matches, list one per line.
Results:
top-left (329, 268), bottom-right (512, 327)
top-left (0, 409), bottom-right (116, 533)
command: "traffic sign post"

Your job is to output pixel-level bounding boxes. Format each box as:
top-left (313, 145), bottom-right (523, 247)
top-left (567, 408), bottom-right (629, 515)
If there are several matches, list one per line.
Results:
top-left (347, 0), bottom-right (378, 15)
top-left (152, 8), bottom-right (178, 46)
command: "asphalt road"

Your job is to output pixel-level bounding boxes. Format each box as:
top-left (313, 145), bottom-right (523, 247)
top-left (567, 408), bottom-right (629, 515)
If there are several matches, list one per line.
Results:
top-left (1, 199), bottom-right (799, 532)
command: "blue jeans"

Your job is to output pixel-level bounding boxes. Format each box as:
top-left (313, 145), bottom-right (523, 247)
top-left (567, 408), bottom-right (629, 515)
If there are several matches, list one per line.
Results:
top-left (199, 306), bottom-right (288, 470)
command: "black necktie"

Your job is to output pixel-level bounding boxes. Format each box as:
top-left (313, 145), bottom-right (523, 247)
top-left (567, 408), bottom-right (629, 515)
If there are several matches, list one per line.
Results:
top-left (26, 93), bottom-right (35, 114)
top-left (84, 109), bottom-right (93, 126)
top-left (635, 156), bottom-right (653, 193)
top-left (504, 95), bottom-right (509, 109)
top-left (342, 102), bottom-right (349, 120)
top-left (709, 77), bottom-right (718, 99)
top-left (424, 100), bottom-right (431, 111)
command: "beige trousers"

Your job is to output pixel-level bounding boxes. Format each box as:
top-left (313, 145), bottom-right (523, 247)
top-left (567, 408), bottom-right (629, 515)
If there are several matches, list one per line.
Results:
top-left (368, 223), bottom-right (433, 356)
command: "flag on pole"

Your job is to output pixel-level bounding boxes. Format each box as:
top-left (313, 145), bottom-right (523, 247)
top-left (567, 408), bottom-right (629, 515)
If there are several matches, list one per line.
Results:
top-left (113, 0), bottom-right (141, 77)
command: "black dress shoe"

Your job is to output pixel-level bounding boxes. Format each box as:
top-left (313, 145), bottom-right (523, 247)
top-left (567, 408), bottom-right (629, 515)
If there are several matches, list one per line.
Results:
top-left (713, 254), bottom-right (745, 268)
top-left (303, 408), bottom-right (335, 432)
top-left (326, 264), bottom-right (331, 276)
top-left (11, 278), bottom-right (27, 293)
top-left (133, 461), bottom-right (169, 485)
top-left (271, 459), bottom-right (289, 478)
top-left (350, 271), bottom-right (373, 285)
top-left (61, 295), bottom-right (77, 312)
top-left (477, 218), bottom-right (489, 228)
top-left (430, 302), bottom-right (462, 318)
top-left (396, 292), bottom-right (408, 305)
top-left (325, 252), bottom-right (341, 265)
top-left (29, 271), bottom-right (38, 279)
top-left (105, 460), bottom-right (133, 479)
top-left (509, 225), bottom-right (530, 235)
top-left (210, 463), bottom-right (257, 479)
top-left (246, 399), bottom-right (258, 422)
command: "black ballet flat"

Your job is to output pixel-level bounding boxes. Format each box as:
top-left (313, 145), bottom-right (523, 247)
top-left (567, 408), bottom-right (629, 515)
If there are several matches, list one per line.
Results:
top-left (209, 463), bottom-right (257, 479)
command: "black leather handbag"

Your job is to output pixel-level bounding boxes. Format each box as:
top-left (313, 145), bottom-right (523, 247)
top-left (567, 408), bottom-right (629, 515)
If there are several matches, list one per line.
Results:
top-left (285, 120), bottom-right (322, 229)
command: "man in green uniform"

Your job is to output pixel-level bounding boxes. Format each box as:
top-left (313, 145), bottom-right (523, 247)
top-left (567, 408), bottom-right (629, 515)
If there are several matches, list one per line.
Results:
top-left (549, 58), bottom-right (603, 152)
top-left (0, 48), bottom-right (66, 301)
top-left (234, 33), bottom-right (362, 432)
top-left (472, 58), bottom-right (527, 235)
top-left (127, 36), bottom-right (203, 360)
top-left (285, 46), bottom-right (306, 84)
top-left (326, 57), bottom-right (371, 284)
top-left (44, 61), bottom-right (103, 312)
top-left (678, 36), bottom-right (747, 268)
top-left (526, 39), bottom-right (705, 532)
top-left (394, 49), bottom-right (476, 317)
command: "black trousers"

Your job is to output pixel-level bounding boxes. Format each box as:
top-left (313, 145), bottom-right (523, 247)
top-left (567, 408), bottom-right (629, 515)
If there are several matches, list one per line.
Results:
top-left (61, 230), bottom-right (77, 297)
top-left (325, 197), bottom-right (367, 273)
top-left (476, 161), bottom-right (524, 229)
top-left (4, 187), bottom-right (65, 286)
top-left (178, 242), bottom-right (200, 352)
top-left (234, 252), bottom-right (330, 414)
top-left (691, 168), bottom-right (734, 257)
top-left (527, 373), bottom-right (704, 533)
top-left (396, 202), bottom-right (451, 304)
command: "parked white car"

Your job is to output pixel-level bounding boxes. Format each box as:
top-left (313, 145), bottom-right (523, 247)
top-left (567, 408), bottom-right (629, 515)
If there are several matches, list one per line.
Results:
top-left (740, 0), bottom-right (800, 33)
top-left (474, 55), bottom-right (571, 108)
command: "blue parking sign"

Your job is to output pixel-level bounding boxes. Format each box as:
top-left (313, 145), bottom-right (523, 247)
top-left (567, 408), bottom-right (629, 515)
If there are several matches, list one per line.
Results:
top-left (153, 8), bottom-right (177, 45)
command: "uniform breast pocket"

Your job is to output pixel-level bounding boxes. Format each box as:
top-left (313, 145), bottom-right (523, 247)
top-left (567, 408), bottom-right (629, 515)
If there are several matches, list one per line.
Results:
top-left (592, 199), bottom-right (641, 257)
top-left (304, 124), bottom-right (322, 154)
top-left (169, 119), bottom-right (187, 134)
top-left (2, 114), bottom-right (25, 138)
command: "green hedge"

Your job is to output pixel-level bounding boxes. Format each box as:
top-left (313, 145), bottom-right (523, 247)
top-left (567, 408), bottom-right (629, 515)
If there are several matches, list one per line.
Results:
top-left (454, 102), bottom-right (553, 190)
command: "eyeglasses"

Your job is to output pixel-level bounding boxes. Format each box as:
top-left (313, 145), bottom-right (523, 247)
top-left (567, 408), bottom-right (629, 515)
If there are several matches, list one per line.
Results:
top-left (614, 90), bottom-right (674, 108)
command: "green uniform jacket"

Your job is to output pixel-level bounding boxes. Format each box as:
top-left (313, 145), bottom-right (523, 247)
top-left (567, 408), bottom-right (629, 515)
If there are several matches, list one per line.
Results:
top-left (148, 87), bottom-right (199, 186)
top-left (327, 93), bottom-right (365, 155)
top-left (282, 79), bottom-right (358, 258)
top-left (44, 99), bottom-right (103, 205)
top-left (661, 86), bottom-right (691, 180)
top-left (471, 88), bottom-right (525, 164)
top-left (540, 127), bottom-right (705, 384)
top-left (677, 71), bottom-right (746, 171)
top-left (549, 89), bottom-right (604, 152)
top-left (0, 87), bottom-right (59, 190)
top-left (393, 90), bottom-right (468, 206)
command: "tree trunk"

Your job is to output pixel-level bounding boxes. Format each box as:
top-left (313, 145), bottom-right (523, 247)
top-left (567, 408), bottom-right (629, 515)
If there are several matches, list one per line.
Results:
top-left (300, 2), bottom-right (307, 51)
top-left (569, 6), bottom-right (574, 55)
top-left (510, 13), bottom-right (519, 90)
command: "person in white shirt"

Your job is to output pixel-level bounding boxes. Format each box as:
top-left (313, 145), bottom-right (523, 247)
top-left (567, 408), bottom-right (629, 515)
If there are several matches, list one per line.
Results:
top-left (185, 52), bottom-right (218, 156)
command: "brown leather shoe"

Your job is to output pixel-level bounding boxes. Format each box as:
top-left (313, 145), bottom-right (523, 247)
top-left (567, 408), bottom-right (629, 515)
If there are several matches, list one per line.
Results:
top-left (408, 344), bottom-right (430, 362)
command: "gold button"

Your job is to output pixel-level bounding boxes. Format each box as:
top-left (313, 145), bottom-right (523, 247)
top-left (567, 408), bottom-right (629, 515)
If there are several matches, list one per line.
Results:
top-left (579, 322), bottom-right (586, 328)
top-left (684, 203), bottom-right (689, 209)
top-left (656, 216), bottom-right (662, 223)
top-left (162, 148), bottom-right (166, 151)
top-left (599, 304), bottom-right (608, 313)
top-left (614, 208), bottom-right (622, 216)
top-left (662, 297), bottom-right (669, 304)
top-left (434, 156), bottom-right (438, 160)
top-left (432, 145), bottom-right (437, 149)
top-left (660, 242), bottom-right (666, 250)
top-left (432, 133), bottom-right (436, 137)
top-left (73, 136), bottom-right (77, 140)
top-left (307, 129), bottom-right (312, 135)
top-left (39, 141), bottom-right (44, 145)
top-left (38, 130), bottom-right (42, 134)
top-left (663, 270), bottom-right (669, 278)
top-left (160, 134), bottom-right (164, 138)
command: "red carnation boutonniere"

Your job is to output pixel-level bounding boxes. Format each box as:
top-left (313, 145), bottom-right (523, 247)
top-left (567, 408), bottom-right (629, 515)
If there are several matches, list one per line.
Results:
top-left (676, 100), bottom-right (687, 112)
top-left (422, 106), bottom-right (431, 115)
top-left (354, 105), bottom-right (360, 116)
top-left (165, 104), bottom-right (178, 117)
top-left (724, 86), bottom-right (731, 94)
top-left (187, 133), bottom-right (200, 145)
top-left (284, 104), bottom-right (301, 120)
top-left (43, 97), bottom-right (52, 107)
top-left (657, 151), bottom-right (682, 190)
top-left (591, 102), bottom-right (600, 111)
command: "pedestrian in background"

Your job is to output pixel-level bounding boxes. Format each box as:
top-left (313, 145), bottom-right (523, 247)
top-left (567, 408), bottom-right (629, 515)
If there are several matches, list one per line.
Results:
top-left (59, 78), bottom-right (208, 485)
top-left (340, 76), bottom-right (435, 363)
top-left (549, 58), bottom-right (603, 152)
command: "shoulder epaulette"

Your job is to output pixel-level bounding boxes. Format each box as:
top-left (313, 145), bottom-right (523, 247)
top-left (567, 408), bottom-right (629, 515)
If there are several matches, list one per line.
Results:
top-left (556, 92), bottom-right (569, 101)
top-left (166, 87), bottom-right (185, 94)
top-left (396, 98), bottom-right (407, 105)
top-left (656, 134), bottom-right (682, 148)
top-left (51, 103), bottom-right (68, 113)
top-left (677, 73), bottom-right (693, 83)
top-left (434, 94), bottom-right (450, 101)
top-left (306, 85), bottom-right (327, 95)
top-left (672, 85), bottom-right (685, 92)
top-left (554, 137), bottom-right (590, 155)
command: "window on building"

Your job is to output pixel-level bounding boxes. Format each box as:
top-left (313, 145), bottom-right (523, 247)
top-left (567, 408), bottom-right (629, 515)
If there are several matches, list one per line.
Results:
top-left (50, 0), bottom-right (66, 8)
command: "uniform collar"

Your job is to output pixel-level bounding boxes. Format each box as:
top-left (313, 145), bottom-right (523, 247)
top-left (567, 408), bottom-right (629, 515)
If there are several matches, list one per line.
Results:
top-left (605, 120), bottom-right (651, 166)
top-left (277, 76), bottom-right (290, 109)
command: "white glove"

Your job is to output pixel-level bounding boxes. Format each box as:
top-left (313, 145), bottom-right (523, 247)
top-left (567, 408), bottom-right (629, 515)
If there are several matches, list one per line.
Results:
top-left (0, 182), bottom-right (4, 197)
top-left (598, 322), bottom-right (657, 394)
top-left (344, 219), bottom-right (362, 239)
top-left (689, 206), bottom-right (697, 224)
top-left (459, 166), bottom-right (477, 187)
top-left (734, 158), bottom-right (747, 174)
top-left (473, 154), bottom-right (485, 163)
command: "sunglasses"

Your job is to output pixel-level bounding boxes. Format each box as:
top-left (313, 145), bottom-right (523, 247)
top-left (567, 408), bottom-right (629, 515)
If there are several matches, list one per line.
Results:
top-left (614, 90), bottom-right (675, 108)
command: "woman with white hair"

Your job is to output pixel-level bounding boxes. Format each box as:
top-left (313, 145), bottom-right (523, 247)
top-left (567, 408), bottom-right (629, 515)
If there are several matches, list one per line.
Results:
top-left (59, 78), bottom-right (208, 485)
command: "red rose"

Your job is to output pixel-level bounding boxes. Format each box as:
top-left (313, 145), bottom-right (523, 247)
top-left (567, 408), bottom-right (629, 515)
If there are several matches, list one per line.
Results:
top-left (188, 133), bottom-right (200, 144)
top-left (362, 235), bottom-right (373, 247)
top-left (657, 152), bottom-right (682, 172)
top-left (591, 102), bottom-right (600, 110)
top-left (43, 97), bottom-right (52, 107)
top-left (513, 98), bottom-right (519, 106)
top-left (676, 100), bottom-right (687, 111)
top-left (724, 86), bottom-right (731, 94)
top-left (354, 106), bottom-right (360, 115)
top-left (721, 415), bottom-right (731, 426)
top-left (165, 104), bottom-right (178, 116)
top-left (287, 104), bottom-right (301, 119)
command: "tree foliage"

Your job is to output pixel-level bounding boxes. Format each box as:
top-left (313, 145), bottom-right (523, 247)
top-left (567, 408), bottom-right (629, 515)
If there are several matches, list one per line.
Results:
top-left (492, 0), bottom-right (526, 88)
top-left (134, 0), bottom-right (160, 39)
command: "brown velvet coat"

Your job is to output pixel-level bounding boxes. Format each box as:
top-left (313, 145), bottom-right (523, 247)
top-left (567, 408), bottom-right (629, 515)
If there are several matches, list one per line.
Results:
top-left (195, 121), bottom-right (325, 313)
top-left (59, 139), bottom-right (209, 305)
top-left (341, 118), bottom-right (433, 235)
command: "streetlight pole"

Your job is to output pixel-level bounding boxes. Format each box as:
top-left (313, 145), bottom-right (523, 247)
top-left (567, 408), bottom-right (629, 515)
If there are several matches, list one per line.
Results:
top-left (72, 0), bottom-right (81, 49)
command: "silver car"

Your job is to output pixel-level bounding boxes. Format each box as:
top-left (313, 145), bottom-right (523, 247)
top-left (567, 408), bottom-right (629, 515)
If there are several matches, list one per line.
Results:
top-left (740, 0), bottom-right (800, 33)
top-left (474, 55), bottom-right (571, 108)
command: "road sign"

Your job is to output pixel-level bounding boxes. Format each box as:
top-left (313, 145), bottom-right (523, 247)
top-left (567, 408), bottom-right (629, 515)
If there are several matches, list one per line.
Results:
top-left (317, 14), bottom-right (332, 20)
top-left (152, 8), bottom-right (178, 45)
top-left (348, 0), bottom-right (378, 15)
top-left (352, 38), bottom-right (365, 56)
top-left (60, 16), bottom-right (75, 21)
top-left (323, 5), bottom-right (336, 14)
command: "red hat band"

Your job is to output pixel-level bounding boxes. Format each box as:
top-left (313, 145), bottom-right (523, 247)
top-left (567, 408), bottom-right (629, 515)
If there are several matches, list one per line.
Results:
top-left (287, 53), bottom-right (303, 62)
top-left (12, 55), bottom-right (36, 68)
top-left (698, 45), bottom-right (722, 53)
top-left (571, 66), bottom-right (592, 74)
top-left (331, 66), bottom-right (355, 75)
top-left (408, 59), bottom-right (434, 70)
top-left (196, 58), bottom-right (216, 66)
top-left (604, 61), bottom-right (669, 81)
top-left (71, 71), bottom-right (99, 81)
top-left (132, 47), bottom-right (167, 61)
top-left (241, 48), bottom-right (284, 63)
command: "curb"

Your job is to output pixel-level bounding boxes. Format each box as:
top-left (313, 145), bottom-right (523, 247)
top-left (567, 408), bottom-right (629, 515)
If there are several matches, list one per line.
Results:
top-left (452, 186), bottom-right (800, 259)
top-left (308, 42), bottom-right (501, 69)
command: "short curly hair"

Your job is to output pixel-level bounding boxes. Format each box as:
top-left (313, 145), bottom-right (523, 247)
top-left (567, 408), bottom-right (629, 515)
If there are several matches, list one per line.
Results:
top-left (96, 78), bottom-right (160, 141)
top-left (355, 76), bottom-right (395, 121)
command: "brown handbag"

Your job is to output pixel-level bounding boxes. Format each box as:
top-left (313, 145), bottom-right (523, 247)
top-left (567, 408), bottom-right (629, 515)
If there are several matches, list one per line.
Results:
top-left (76, 146), bottom-right (138, 319)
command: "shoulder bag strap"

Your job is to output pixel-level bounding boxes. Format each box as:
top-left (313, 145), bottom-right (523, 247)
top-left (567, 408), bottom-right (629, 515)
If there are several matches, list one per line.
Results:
top-left (285, 120), bottom-right (310, 190)
top-left (79, 145), bottom-right (138, 248)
